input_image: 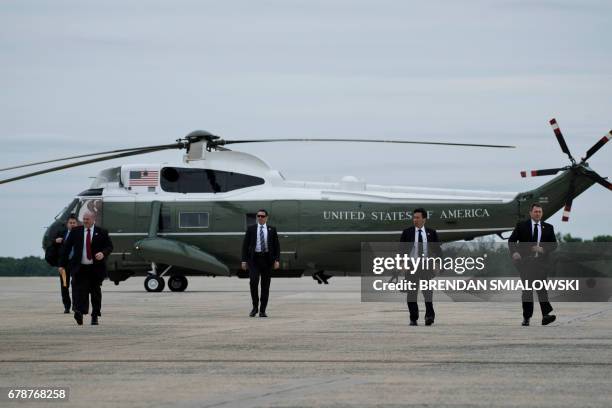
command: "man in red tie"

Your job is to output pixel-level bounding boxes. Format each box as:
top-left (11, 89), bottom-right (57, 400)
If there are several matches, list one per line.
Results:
top-left (61, 212), bottom-right (113, 326)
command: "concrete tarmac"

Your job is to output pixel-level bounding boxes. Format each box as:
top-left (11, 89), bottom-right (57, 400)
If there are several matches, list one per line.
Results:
top-left (0, 277), bottom-right (611, 407)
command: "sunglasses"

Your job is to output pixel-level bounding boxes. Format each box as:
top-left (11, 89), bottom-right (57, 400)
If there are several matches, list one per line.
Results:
top-left (256, 214), bottom-right (267, 218)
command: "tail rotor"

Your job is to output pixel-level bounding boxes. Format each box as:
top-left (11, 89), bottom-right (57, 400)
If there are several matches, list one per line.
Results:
top-left (520, 118), bottom-right (612, 222)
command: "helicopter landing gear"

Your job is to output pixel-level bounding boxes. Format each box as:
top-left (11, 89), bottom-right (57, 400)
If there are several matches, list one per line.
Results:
top-left (168, 275), bottom-right (188, 292)
top-left (313, 270), bottom-right (331, 284)
top-left (144, 275), bottom-right (165, 292)
top-left (144, 263), bottom-right (172, 292)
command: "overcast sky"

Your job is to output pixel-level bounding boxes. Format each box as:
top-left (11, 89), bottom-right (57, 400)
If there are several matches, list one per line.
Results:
top-left (1, 0), bottom-right (611, 257)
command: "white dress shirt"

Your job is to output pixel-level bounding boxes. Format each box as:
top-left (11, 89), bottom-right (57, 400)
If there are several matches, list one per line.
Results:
top-left (81, 225), bottom-right (94, 265)
top-left (255, 223), bottom-right (268, 252)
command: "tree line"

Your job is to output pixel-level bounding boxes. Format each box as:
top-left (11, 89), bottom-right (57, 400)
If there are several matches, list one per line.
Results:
top-left (1, 234), bottom-right (610, 276)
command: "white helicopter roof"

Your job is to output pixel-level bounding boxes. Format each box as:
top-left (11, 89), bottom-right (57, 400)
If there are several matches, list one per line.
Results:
top-left (90, 149), bottom-right (517, 204)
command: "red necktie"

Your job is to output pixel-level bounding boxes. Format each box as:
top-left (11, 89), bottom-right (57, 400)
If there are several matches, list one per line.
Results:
top-left (86, 228), bottom-right (92, 260)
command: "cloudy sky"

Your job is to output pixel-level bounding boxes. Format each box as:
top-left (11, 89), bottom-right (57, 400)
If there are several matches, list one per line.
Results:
top-left (1, 0), bottom-right (611, 257)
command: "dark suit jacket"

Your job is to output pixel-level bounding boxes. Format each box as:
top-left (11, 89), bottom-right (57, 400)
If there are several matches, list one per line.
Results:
top-left (61, 225), bottom-right (113, 282)
top-left (56, 228), bottom-right (75, 265)
top-left (400, 226), bottom-right (442, 257)
top-left (241, 224), bottom-right (280, 264)
top-left (508, 219), bottom-right (557, 260)
top-left (44, 228), bottom-right (67, 267)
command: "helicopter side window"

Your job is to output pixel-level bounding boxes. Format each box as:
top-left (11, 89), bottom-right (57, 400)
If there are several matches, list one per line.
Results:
top-left (160, 167), bottom-right (264, 193)
top-left (179, 212), bottom-right (209, 228)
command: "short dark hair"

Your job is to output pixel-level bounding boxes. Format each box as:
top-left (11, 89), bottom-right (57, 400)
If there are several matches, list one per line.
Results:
top-left (256, 209), bottom-right (268, 216)
top-left (530, 203), bottom-right (543, 210)
top-left (413, 208), bottom-right (427, 218)
top-left (67, 214), bottom-right (78, 222)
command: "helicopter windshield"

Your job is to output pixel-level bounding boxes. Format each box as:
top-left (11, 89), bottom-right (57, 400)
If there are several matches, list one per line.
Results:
top-left (54, 198), bottom-right (79, 221)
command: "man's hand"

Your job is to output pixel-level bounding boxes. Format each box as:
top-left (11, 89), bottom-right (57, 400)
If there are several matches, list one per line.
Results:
top-left (512, 252), bottom-right (522, 261)
top-left (241, 262), bottom-right (247, 271)
top-left (273, 261), bottom-right (280, 270)
top-left (55, 237), bottom-right (63, 244)
top-left (94, 252), bottom-right (105, 261)
top-left (58, 267), bottom-right (65, 274)
top-left (531, 245), bottom-right (544, 254)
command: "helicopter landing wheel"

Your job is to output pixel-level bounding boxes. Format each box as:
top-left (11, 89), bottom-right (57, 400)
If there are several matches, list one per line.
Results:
top-left (144, 275), bottom-right (165, 292)
top-left (168, 275), bottom-right (188, 292)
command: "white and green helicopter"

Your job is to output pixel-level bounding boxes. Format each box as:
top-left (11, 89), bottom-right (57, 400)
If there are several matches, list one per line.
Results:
top-left (2, 119), bottom-right (610, 292)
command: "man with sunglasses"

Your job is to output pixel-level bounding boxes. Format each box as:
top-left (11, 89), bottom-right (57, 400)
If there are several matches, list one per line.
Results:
top-left (241, 209), bottom-right (281, 317)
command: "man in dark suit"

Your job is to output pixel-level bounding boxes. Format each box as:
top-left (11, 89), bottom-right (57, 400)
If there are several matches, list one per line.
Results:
top-left (508, 203), bottom-right (558, 326)
top-left (241, 209), bottom-right (280, 317)
top-left (52, 215), bottom-right (78, 313)
top-left (400, 208), bottom-right (441, 326)
top-left (61, 212), bottom-right (113, 326)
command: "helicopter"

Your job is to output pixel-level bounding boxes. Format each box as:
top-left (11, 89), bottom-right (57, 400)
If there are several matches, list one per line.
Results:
top-left (1, 119), bottom-right (610, 292)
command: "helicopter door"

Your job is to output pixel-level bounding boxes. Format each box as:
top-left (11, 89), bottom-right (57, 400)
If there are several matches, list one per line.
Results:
top-left (271, 200), bottom-right (299, 269)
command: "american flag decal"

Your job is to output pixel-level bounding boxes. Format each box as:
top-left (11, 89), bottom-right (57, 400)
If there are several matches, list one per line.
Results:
top-left (129, 170), bottom-right (159, 187)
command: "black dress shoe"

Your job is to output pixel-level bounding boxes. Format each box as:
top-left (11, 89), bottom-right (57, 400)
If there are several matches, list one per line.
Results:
top-left (542, 314), bottom-right (556, 325)
top-left (74, 312), bottom-right (83, 326)
top-left (522, 319), bottom-right (530, 326)
top-left (91, 315), bottom-right (99, 325)
top-left (249, 308), bottom-right (258, 317)
top-left (259, 311), bottom-right (268, 318)
top-left (425, 317), bottom-right (435, 326)
top-left (64, 307), bottom-right (70, 314)
top-left (409, 320), bottom-right (418, 326)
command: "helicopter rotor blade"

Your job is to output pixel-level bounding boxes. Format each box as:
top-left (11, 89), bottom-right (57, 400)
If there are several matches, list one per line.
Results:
top-left (0, 145), bottom-right (182, 185)
top-left (581, 131), bottom-right (612, 162)
top-left (583, 171), bottom-right (612, 191)
top-left (218, 138), bottom-right (515, 149)
top-left (561, 194), bottom-right (574, 222)
top-left (0, 143), bottom-right (184, 172)
top-left (520, 168), bottom-right (565, 178)
top-left (561, 178), bottom-right (576, 222)
top-left (560, 170), bottom-right (612, 222)
top-left (549, 118), bottom-right (575, 162)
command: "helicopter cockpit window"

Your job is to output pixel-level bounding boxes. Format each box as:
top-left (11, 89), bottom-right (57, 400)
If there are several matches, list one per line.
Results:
top-left (179, 212), bottom-right (209, 228)
top-left (54, 199), bottom-right (79, 221)
top-left (160, 167), bottom-right (264, 193)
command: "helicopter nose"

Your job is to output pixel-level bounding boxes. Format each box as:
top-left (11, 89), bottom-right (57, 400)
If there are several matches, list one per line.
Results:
top-left (42, 226), bottom-right (52, 250)
top-left (42, 221), bottom-right (62, 250)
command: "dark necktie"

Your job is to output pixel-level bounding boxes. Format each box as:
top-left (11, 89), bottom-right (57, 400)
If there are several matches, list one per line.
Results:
top-left (260, 225), bottom-right (267, 252)
top-left (416, 229), bottom-right (423, 256)
top-left (532, 223), bottom-right (539, 243)
top-left (86, 228), bottom-right (92, 260)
